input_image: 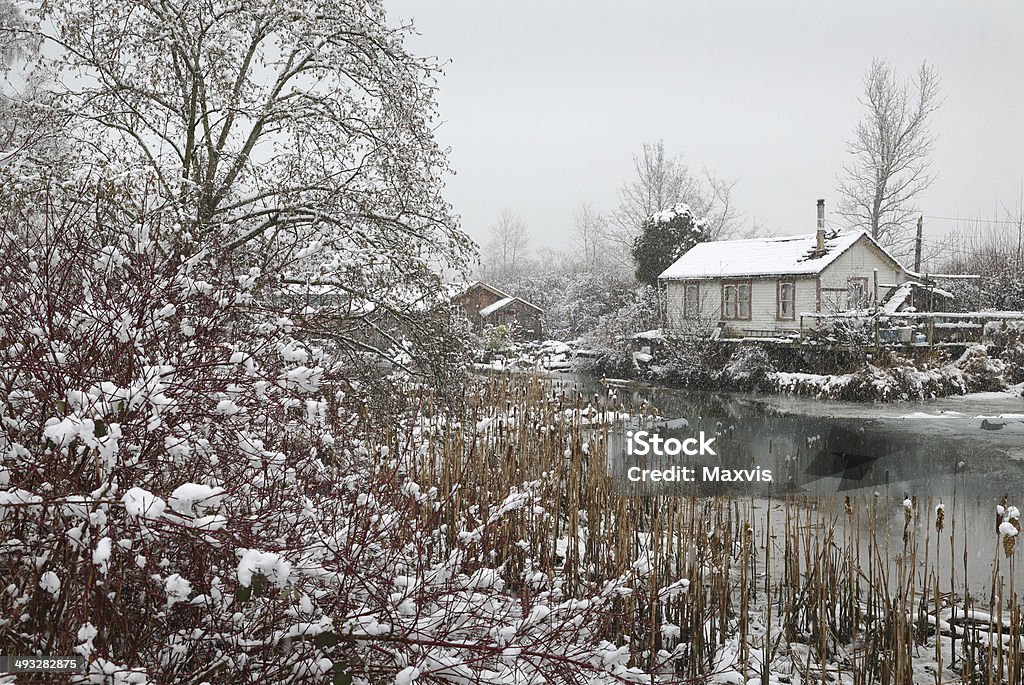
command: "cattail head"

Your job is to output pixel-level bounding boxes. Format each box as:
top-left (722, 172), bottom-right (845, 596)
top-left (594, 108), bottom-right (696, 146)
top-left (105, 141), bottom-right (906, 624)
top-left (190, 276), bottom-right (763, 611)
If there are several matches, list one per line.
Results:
top-left (1002, 521), bottom-right (1018, 557)
top-left (935, 503), bottom-right (945, 534)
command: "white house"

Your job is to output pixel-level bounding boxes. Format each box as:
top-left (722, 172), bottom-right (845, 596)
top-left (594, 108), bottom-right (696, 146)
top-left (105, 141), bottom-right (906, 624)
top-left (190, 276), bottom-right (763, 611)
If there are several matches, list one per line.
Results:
top-left (659, 200), bottom-right (910, 338)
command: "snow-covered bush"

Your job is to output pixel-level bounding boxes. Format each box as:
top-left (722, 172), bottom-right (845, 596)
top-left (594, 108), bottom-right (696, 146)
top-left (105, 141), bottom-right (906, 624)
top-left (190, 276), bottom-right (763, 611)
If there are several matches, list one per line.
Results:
top-left (575, 287), bottom-right (661, 379)
top-left (654, 335), bottom-right (723, 388)
top-left (0, 181), bottom-right (658, 684)
top-left (483, 323), bottom-right (515, 351)
top-left (814, 315), bottom-right (875, 347)
top-left (986, 320), bottom-right (1024, 384)
top-left (721, 344), bottom-right (775, 390)
top-left (954, 344), bottom-right (1007, 392)
top-left (770, 366), bottom-right (961, 402)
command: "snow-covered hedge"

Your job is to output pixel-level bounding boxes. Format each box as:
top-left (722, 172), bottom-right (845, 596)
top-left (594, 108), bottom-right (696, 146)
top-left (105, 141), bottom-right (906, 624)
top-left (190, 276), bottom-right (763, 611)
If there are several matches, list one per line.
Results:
top-left (0, 190), bottom-right (653, 683)
top-left (768, 346), bottom-right (1005, 401)
top-left (649, 339), bottom-right (1010, 402)
top-left (986, 320), bottom-right (1024, 384)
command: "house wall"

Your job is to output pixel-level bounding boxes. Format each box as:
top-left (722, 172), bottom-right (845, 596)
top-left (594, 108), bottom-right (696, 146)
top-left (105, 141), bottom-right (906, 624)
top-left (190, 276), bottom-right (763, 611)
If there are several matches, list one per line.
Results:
top-left (818, 237), bottom-right (906, 313)
top-left (666, 277), bottom-right (818, 336)
top-left (663, 237), bottom-right (908, 337)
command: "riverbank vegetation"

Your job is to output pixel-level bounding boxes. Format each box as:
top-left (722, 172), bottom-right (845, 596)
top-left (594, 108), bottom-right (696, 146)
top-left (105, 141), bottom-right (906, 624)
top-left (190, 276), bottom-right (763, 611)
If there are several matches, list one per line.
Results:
top-left (9, 342), bottom-right (1024, 682)
top-left (573, 330), bottom-right (1024, 402)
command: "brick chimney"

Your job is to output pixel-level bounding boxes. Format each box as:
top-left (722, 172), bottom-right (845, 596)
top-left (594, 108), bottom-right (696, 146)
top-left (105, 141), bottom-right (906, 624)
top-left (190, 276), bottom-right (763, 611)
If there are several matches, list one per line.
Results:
top-left (816, 199), bottom-right (826, 252)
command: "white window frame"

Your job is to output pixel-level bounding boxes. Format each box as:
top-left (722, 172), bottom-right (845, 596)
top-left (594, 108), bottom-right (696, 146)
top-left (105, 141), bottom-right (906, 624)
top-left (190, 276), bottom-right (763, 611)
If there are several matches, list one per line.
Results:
top-left (778, 281), bottom-right (796, 321)
top-left (722, 280), bottom-right (751, 321)
top-left (847, 277), bottom-right (868, 310)
top-left (683, 283), bottom-right (700, 319)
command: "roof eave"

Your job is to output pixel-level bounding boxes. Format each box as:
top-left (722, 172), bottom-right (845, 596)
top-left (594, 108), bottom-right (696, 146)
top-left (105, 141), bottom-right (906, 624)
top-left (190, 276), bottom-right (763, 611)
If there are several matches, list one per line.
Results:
top-left (660, 271), bottom-right (822, 281)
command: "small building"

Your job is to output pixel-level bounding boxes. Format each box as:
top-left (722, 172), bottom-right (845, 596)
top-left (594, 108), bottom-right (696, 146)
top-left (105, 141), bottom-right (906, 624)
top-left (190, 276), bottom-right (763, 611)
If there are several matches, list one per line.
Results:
top-left (451, 281), bottom-right (544, 340)
top-left (882, 281), bottom-right (955, 316)
top-left (659, 200), bottom-right (910, 339)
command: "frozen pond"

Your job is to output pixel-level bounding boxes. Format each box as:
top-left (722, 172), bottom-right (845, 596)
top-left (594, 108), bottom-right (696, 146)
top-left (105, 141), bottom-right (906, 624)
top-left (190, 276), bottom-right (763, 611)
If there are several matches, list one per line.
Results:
top-left (556, 372), bottom-right (1024, 590)
top-left (569, 376), bottom-right (1024, 499)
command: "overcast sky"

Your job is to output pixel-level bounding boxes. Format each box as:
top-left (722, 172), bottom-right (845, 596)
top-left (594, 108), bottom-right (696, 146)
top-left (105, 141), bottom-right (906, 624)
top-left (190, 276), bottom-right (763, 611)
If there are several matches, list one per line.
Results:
top-left (387, 0), bottom-right (1023, 254)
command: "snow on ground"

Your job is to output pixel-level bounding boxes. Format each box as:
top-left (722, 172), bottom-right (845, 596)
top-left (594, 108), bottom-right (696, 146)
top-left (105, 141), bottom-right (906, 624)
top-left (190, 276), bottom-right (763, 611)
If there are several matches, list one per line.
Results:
top-left (760, 382), bottom-right (1023, 421)
top-left (472, 339), bottom-right (581, 373)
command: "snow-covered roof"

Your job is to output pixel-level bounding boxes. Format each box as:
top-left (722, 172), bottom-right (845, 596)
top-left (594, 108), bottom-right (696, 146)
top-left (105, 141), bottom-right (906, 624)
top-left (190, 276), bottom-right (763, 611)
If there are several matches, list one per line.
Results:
top-left (479, 296), bottom-right (543, 317)
top-left (450, 281), bottom-right (512, 301)
top-left (479, 296), bottom-right (515, 317)
top-left (882, 281), bottom-right (955, 315)
top-left (659, 229), bottom-right (903, 280)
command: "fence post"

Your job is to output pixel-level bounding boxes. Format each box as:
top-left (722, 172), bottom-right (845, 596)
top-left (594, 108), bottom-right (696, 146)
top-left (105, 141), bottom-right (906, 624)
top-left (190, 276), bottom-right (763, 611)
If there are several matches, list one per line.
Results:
top-left (873, 270), bottom-right (880, 351)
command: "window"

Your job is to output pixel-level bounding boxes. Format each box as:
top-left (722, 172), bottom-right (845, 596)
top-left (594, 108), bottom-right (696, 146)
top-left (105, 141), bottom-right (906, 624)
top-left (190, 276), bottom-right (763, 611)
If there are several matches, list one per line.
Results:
top-left (683, 283), bottom-right (700, 319)
top-left (722, 281), bottom-right (751, 321)
top-left (778, 281), bottom-right (796, 320)
top-left (724, 285), bottom-right (737, 319)
top-left (847, 278), bottom-right (868, 310)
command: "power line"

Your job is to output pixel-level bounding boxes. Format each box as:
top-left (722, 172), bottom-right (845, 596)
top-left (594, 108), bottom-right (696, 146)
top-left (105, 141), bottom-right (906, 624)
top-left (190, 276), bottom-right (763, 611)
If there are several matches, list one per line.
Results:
top-left (923, 215), bottom-right (1022, 225)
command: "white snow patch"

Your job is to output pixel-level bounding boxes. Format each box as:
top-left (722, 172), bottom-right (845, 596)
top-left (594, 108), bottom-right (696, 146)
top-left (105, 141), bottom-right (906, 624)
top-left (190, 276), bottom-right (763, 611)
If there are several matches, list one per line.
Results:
top-left (237, 549), bottom-right (292, 588)
top-left (92, 537), bottom-right (112, 574)
top-left (164, 573), bottom-right (193, 607)
top-left (39, 571), bottom-right (60, 596)
top-left (122, 487), bottom-right (166, 519)
top-left (168, 483), bottom-right (226, 516)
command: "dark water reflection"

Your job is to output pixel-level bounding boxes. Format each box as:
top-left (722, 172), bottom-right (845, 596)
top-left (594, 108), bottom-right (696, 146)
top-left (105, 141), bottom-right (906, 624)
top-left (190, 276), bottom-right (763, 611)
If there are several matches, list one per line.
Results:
top-left (554, 372), bottom-right (1024, 590)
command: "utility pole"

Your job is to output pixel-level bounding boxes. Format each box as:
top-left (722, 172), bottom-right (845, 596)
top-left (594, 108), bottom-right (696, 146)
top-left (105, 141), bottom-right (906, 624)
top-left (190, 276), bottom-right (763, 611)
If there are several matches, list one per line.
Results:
top-left (913, 216), bottom-right (923, 273)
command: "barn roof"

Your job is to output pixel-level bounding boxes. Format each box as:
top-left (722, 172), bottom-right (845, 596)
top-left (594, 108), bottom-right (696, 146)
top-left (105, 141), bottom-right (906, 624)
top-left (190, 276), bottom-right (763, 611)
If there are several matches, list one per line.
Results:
top-left (659, 229), bottom-right (905, 280)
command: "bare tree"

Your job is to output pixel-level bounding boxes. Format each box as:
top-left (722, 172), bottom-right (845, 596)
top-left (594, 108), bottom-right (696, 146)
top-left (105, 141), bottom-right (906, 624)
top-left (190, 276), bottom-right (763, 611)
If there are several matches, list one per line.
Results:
top-left (836, 59), bottom-right (942, 247)
top-left (573, 201), bottom-right (609, 270)
top-left (4, 0), bottom-right (474, 379)
top-left (484, 209), bottom-right (530, 278)
top-left (0, 0), bottom-right (29, 67)
top-left (1, 0), bottom-right (40, 159)
top-left (936, 190), bottom-right (1024, 309)
top-left (608, 140), bottom-right (738, 261)
top-left (12, 0), bottom-right (472, 273)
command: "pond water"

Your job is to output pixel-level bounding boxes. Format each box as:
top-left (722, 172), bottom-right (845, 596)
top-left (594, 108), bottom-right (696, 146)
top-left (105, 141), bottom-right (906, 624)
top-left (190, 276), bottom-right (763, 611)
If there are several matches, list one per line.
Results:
top-left (555, 372), bottom-right (1024, 591)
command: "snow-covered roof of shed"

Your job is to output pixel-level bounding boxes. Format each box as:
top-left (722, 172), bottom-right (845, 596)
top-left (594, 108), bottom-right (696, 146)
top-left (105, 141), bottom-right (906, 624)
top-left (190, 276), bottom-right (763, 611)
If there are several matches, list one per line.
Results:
top-left (882, 281), bottom-right (955, 314)
top-left (479, 296), bottom-right (515, 317)
top-left (659, 229), bottom-right (900, 280)
top-left (479, 296), bottom-right (544, 317)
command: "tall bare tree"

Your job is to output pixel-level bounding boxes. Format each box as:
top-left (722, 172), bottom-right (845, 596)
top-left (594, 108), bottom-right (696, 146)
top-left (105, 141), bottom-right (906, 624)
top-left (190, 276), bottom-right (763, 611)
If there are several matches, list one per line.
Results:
top-left (836, 59), bottom-right (942, 247)
top-left (609, 140), bottom-right (738, 262)
top-left (484, 209), bottom-right (530, 278)
top-left (0, 0), bottom-right (27, 67)
top-left (1, 2), bottom-right (57, 171)
top-left (573, 201), bottom-right (609, 270)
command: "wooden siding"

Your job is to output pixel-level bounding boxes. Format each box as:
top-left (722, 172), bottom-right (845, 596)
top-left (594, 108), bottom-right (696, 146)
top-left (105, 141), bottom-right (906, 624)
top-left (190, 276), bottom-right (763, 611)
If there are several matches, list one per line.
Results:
top-left (664, 235), bottom-right (908, 337)
top-left (666, 276), bottom-right (817, 335)
top-left (818, 236), bottom-right (905, 313)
